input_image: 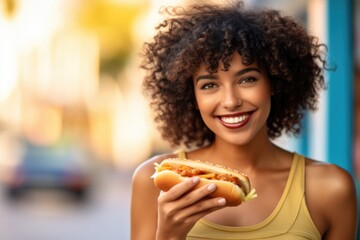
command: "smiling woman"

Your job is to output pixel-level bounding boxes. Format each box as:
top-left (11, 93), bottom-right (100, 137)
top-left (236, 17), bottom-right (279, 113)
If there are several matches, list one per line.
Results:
top-left (131, 1), bottom-right (358, 240)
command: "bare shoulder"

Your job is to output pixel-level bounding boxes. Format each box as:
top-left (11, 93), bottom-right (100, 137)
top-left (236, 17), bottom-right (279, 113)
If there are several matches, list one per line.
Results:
top-left (305, 158), bottom-right (356, 198)
top-left (305, 158), bottom-right (358, 237)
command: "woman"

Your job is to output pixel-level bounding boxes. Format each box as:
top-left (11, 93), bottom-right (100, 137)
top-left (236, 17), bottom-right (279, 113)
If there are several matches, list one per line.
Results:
top-left (131, 1), bottom-right (358, 239)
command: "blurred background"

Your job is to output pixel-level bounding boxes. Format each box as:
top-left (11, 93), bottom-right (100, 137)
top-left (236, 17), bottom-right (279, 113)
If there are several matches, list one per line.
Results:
top-left (0, 0), bottom-right (358, 239)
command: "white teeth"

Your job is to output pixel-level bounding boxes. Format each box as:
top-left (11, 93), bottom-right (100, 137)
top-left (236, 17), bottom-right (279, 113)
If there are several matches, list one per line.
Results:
top-left (221, 114), bottom-right (249, 124)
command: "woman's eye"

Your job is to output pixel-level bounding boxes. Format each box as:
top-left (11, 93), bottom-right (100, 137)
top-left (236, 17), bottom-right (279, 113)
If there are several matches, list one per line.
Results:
top-left (200, 82), bottom-right (217, 90)
top-left (239, 76), bottom-right (257, 84)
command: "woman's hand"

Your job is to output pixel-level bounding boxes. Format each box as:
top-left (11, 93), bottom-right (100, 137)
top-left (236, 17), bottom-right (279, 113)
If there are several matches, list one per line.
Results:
top-left (155, 177), bottom-right (227, 240)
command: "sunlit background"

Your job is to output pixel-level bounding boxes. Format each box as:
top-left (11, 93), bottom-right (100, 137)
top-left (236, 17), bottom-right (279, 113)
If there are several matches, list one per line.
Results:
top-left (0, 0), bottom-right (358, 239)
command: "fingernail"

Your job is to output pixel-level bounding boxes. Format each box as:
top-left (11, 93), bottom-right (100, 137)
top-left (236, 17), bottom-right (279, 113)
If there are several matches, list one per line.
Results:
top-left (218, 198), bottom-right (226, 205)
top-left (192, 177), bottom-right (200, 184)
top-left (207, 183), bottom-right (216, 191)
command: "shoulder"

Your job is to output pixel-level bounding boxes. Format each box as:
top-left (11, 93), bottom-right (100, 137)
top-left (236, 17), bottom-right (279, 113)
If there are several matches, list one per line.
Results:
top-left (304, 158), bottom-right (357, 236)
top-left (305, 159), bottom-right (356, 198)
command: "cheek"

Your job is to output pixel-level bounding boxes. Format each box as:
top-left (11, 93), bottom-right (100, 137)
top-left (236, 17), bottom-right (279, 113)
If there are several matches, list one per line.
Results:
top-left (244, 86), bottom-right (271, 105)
top-left (256, 90), bottom-right (272, 118)
top-left (260, 94), bottom-right (271, 115)
top-left (244, 86), bottom-right (272, 119)
top-left (195, 94), bottom-right (219, 114)
top-left (255, 81), bottom-right (271, 100)
top-left (196, 98), bottom-right (211, 114)
top-left (195, 90), bottom-right (212, 110)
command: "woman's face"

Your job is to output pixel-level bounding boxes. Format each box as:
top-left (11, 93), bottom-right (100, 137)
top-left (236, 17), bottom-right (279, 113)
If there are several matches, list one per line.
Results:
top-left (192, 53), bottom-right (271, 146)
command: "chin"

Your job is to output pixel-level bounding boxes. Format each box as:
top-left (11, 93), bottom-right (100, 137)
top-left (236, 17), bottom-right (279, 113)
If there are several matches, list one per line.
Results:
top-left (216, 127), bottom-right (266, 146)
top-left (217, 135), bottom-right (255, 146)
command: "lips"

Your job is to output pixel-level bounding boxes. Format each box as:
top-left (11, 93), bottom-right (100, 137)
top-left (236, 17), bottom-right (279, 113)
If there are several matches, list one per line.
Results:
top-left (217, 112), bottom-right (253, 129)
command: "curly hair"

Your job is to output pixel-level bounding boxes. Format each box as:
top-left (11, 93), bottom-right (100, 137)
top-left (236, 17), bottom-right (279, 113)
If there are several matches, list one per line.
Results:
top-left (141, 1), bottom-right (328, 148)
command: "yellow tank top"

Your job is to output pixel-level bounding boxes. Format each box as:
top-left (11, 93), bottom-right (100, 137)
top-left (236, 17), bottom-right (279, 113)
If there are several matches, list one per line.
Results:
top-left (175, 150), bottom-right (321, 240)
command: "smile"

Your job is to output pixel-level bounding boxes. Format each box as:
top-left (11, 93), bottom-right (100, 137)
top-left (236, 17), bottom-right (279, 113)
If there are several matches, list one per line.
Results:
top-left (218, 113), bottom-right (253, 129)
top-left (220, 114), bottom-right (249, 124)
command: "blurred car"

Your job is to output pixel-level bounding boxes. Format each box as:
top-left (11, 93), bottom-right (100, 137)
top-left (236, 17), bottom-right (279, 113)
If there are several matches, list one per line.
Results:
top-left (3, 141), bottom-right (93, 201)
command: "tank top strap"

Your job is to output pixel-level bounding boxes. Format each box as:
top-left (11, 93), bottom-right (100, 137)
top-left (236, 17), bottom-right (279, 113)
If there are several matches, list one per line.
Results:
top-left (294, 153), bottom-right (305, 194)
top-left (286, 153), bottom-right (305, 199)
top-left (247, 152), bottom-right (305, 235)
top-left (267, 153), bottom-right (305, 233)
top-left (175, 149), bottom-right (187, 159)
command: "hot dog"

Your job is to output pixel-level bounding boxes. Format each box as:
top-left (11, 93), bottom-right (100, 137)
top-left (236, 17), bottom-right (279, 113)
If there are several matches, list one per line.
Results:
top-left (152, 158), bottom-right (257, 206)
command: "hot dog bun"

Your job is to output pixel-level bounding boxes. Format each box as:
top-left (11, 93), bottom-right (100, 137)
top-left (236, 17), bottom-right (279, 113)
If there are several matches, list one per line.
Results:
top-left (152, 158), bottom-right (257, 206)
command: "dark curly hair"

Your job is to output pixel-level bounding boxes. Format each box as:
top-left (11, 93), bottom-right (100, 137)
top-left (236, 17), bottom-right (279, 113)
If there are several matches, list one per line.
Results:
top-left (141, 1), bottom-right (328, 148)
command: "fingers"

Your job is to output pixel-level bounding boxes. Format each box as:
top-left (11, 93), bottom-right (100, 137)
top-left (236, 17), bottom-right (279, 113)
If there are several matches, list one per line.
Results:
top-left (158, 178), bottom-right (227, 219)
top-left (156, 178), bottom-right (227, 237)
top-left (175, 197), bottom-right (227, 223)
top-left (158, 177), bottom-right (201, 202)
top-left (174, 184), bottom-right (227, 221)
top-left (158, 177), bottom-right (227, 209)
top-left (175, 183), bottom-right (222, 209)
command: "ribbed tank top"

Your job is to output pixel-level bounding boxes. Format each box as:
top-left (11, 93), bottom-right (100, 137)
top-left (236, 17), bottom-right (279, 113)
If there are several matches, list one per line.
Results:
top-left (175, 150), bottom-right (321, 240)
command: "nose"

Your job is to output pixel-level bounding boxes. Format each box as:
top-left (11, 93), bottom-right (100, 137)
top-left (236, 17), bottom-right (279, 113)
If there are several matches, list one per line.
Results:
top-left (222, 87), bottom-right (242, 110)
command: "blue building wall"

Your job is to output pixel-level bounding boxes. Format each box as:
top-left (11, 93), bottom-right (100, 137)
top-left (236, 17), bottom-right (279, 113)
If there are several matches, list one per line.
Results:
top-left (327, 0), bottom-right (354, 175)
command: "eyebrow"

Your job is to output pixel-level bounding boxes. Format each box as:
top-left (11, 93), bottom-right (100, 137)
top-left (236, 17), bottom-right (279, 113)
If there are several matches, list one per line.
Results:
top-left (195, 67), bottom-right (261, 83)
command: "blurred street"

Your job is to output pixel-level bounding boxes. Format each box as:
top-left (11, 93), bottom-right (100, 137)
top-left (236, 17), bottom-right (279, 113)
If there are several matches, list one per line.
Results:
top-left (0, 167), bottom-right (132, 240)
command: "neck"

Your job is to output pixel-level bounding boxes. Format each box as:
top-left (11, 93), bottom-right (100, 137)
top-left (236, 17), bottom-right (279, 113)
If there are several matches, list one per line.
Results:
top-left (205, 129), bottom-right (281, 172)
